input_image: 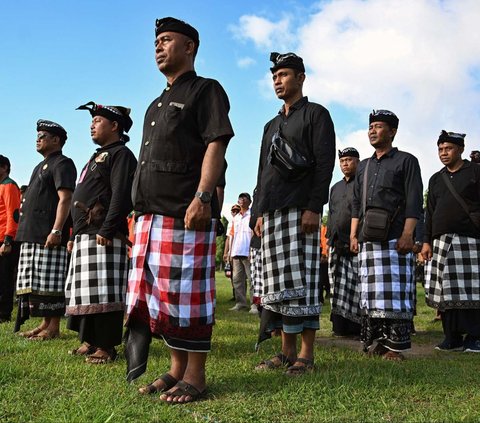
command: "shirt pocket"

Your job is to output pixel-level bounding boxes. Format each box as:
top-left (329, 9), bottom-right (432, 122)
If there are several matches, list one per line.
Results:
top-left (151, 160), bottom-right (188, 174)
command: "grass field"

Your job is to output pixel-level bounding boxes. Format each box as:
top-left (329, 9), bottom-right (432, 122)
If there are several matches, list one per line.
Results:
top-left (1, 273), bottom-right (480, 423)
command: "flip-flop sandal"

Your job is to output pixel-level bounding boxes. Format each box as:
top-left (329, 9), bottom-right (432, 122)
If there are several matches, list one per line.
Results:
top-left (367, 343), bottom-right (389, 357)
top-left (382, 351), bottom-right (405, 361)
top-left (28, 330), bottom-right (59, 341)
top-left (160, 381), bottom-right (207, 404)
top-left (255, 353), bottom-right (295, 370)
top-left (285, 357), bottom-right (315, 376)
top-left (85, 349), bottom-right (118, 364)
top-left (69, 344), bottom-right (96, 356)
top-left (18, 327), bottom-right (43, 338)
top-left (138, 373), bottom-right (178, 395)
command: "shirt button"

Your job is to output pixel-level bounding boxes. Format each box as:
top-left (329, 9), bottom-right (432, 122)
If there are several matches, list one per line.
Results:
top-left (145, 140), bottom-right (150, 146)
top-left (151, 121), bottom-right (155, 126)
top-left (141, 161), bottom-right (145, 165)
top-left (20, 212), bottom-right (23, 216)
top-left (165, 87), bottom-right (170, 91)
top-left (158, 102), bottom-right (162, 107)
top-left (22, 198), bottom-right (25, 202)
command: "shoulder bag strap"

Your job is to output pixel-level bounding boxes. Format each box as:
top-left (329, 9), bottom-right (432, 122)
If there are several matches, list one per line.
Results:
top-left (441, 171), bottom-right (480, 230)
top-left (362, 159), bottom-right (371, 215)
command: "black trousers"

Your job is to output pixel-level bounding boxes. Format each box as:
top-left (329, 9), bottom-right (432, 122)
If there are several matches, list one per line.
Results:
top-left (0, 242), bottom-right (20, 319)
top-left (442, 309), bottom-right (480, 341)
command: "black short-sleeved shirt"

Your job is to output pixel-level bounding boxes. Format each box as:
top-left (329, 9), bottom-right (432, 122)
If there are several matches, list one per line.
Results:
top-left (255, 96), bottom-right (336, 214)
top-left (424, 160), bottom-right (480, 242)
top-left (327, 175), bottom-right (355, 246)
top-left (132, 71), bottom-right (234, 219)
top-left (16, 151), bottom-right (77, 245)
top-left (72, 141), bottom-right (137, 239)
top-left (352, 147), bottom-right (423, 242)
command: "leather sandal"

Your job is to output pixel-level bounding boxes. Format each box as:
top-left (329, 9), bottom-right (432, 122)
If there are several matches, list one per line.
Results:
top-left (255, 353), bottom-right (295, 370)
top-left (69, 344), bottom-right (96, 356)
top-left (138, 373), bottom-right (178, 395)
top-left (28, 330), bottom-right (59, 340)
top-left (159, 381), bottom-right (207, 404)
top-left (85, 348), bottom-right (117, 364)
top-left (285, 357), bottom-right (315, 376)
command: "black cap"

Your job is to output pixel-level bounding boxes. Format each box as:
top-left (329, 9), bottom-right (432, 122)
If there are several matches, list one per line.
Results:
top-left (369, 109), bottom-right (399, 129)
top-left (77, 101), bottom-right (133, 133)
top-left (437, 130), bottom-right (466, 147)
top-left (36, 119), bottom-right (67, 142)
top-left (270, 52), bottom-right (305, 73)
top-left (238, 192), bottom-right (251, 202)
top-left (155, 17), bottom-right (199, 48)
top-left (338, 147), bottom-right (359, 159)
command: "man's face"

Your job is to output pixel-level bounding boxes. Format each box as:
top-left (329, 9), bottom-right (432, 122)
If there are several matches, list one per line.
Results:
top-left (237, 196), bottom-right (251, 210)
top-left (368, 121), bottom-right (396, 149)
top-left (438, 142), bottom-right (463, 167)
top-left (36, 131), bottom-right (59, 155)
top-left (339, 156), bottom-right (358, 178)
top-left (154, 31), bottom-right (191, 74)
top-left (90, 115), bottom-right (116, 146)
top-left (0, 164), bottom-right (8, 180)
top-left (272, 68), bottom-right (303, 102)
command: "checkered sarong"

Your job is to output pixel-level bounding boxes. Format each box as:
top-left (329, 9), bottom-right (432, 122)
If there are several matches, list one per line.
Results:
top-left (260, 208), bottom-right (321, 316)
top-left (328, 247), bottom-right (361, 323)
top-left (65, 234), bottom-right (128, 315)
top-left (16, 242), bottom-right (68, 295)
top-left (425, 233), bottom-right (480, 310)
top-left (126, 214), bottom-right (216, 329)
top-left (358, 239), bottom-right (415, 319)
top-left (250, 247), bottom-right (262, 304)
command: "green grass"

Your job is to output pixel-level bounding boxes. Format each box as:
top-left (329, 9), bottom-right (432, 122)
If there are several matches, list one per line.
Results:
top-left (1, 274), bottom-right (480, 422)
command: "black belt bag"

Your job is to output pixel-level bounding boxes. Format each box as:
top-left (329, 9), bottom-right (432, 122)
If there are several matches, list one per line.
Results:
top-left (268, 127), bottom-right (314, 182)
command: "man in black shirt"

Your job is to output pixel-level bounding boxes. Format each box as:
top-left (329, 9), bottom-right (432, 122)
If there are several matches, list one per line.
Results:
top-left (327, 147), bottom-right (361, 337)
top-left (15, 120), bottom-right (77, 339)
top-left (421, 131), bottom-right (480, 352)
top-left (254, 52), bottom-right (335, 375)
top-left (125, 17), bottom-right (234, 403)
top-left (65, 102), bottom-right (137, 363)
top-left (350, 110), bottom-right (423, 360)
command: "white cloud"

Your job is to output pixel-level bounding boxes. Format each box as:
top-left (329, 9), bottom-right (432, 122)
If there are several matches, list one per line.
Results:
top-left (229, 15), bottom-right (294, 51)
top-left (233, 0), bottom-right (480, 185)
top-left (237, 56), bottom-right (256, 68)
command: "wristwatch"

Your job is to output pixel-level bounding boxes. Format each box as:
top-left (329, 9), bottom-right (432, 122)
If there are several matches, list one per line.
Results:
top-left (51, 229), bottom-right (62, 236)
top-left (195, 191), bottom-right (212, 204)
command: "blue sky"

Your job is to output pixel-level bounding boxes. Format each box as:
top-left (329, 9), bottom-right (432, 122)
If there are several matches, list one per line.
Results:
top-left (2, 0), bottom-right (480, 218)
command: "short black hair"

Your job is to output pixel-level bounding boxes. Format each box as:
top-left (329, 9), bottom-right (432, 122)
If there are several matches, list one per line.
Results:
top-left (0, 155), bottom-right (11, 173)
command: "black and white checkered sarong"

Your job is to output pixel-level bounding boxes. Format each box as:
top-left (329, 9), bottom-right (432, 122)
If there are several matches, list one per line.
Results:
top-left (358, 239), bottom-right (415, 319)
top-left (65, 234), bottom-right (128, 315)
top-left (250, 247), bottom-right (262, 302)
top-left (425, 233), bottom-right (480, 310)
top-left (261, 208), bottom-right (321, 316)
top-left (328, 247), bottom-right (361, 323)
top-left (16, 242), bottom-right (68, 295)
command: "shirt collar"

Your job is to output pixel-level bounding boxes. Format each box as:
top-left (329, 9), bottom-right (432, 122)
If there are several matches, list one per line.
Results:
top-left (96, 140), bottom-right (125, 152)
top-left (166, 70), bottom-right (197, 89)
top-left (278, 96), bottom-right (308, 115)
top-left (440, 159), bottom-right (470, 173)
top-left (371, 147), bottom-right (398, 160)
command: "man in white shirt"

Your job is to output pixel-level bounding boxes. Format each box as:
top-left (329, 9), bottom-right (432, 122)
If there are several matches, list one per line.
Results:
top-left (228, 193), bottom-right (254, 312)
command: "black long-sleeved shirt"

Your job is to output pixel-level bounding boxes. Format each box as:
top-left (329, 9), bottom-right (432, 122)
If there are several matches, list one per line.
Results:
top-left (352, 147), bottom-right (423, 242)
top-left (424, 160), bottom-right (480, 242)
top-left (327, 175), bottom-right (355, 246)
top-left (132, 71), bottom-right (234, 219)
top-left (71, 141), bottom-right (137, 239)
top-left (255, 96), bottom-right (336, 214)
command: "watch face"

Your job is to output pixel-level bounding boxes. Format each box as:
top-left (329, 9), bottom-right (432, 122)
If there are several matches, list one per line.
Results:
top-left (196, 191), bottom-right (211, 203)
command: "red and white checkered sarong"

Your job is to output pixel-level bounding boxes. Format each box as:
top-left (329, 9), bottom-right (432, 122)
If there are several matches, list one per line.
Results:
top-left (126, 214), bottom-right (216, 340)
